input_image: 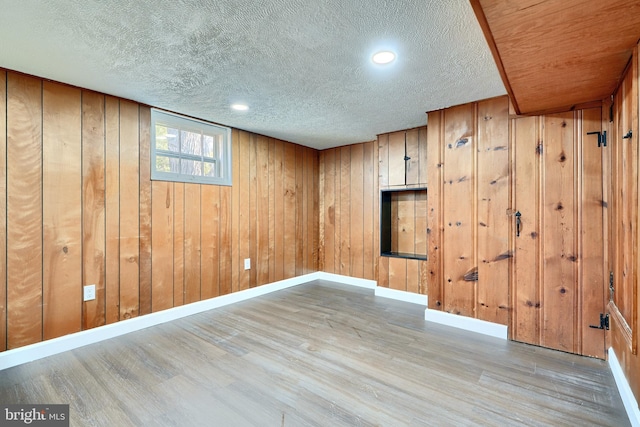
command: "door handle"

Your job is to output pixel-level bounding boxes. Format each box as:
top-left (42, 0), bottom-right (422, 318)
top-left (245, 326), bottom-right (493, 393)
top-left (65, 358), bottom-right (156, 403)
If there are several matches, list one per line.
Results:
top-left (515, 211), bottom-right (522, 237)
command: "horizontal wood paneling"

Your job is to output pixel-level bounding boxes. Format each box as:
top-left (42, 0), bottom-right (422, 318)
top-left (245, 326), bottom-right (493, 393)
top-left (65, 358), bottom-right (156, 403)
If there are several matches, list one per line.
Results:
top-left (0, 69), bottom-right (319, 351)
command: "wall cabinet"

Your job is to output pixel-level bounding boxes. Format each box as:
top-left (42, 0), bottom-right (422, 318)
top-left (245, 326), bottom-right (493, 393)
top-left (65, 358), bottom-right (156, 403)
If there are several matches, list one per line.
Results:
top-left (380, 127), bottom-right (427, 187)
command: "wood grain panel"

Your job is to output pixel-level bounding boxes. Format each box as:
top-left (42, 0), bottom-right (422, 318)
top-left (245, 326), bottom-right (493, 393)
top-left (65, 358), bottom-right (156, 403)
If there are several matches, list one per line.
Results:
top-left (295, 145), bottom-right (304, 276)
top-left (541, 112), bottom-right (576, 353)
top-left (395, 191), bottom-right (415, 254)
top-left (256, 136), bottom-right (269, 286)
top-left (218, 185), bottom-right (232, 296)
top-left (272, 140), bottom-right (285, 282)
top-left (442, 104), bottom-right (475, 316)
top-left (388, 131), bottom-right (405, 186)
top-left (414, 190), bottom-right (428, 258)
top-left (476, 96), bottom-right (510, 325)
top-left (512, 116), bottom-right (541, 345)
top-left (104, 96), bottom-right (120, 324)
top-left (230, 128), bottom-right (240, 293)
top-left (362, 142), bottom-right (375, 280)
top-left (151, 181), bottom-right (174, 311)
top-left (268, 139), bottom-right (278, 278)
top-left (6, 73), bottom-right (43, 349)
top-left (0, 71), bottom-right (5, 351)
top-left (173, 183), bottom-right (184, 306)
top-left (378, 134), bottom-right (389, 188)
top-left (579, 107), bottom-right (605, 359)
top-left (118, 101), bottom-right (140, 320)
top-left (322, 149), bottom-right (336, 273)
top-left (350, 144), bottom-right (364, 278)
top-left (200, 185), bottom-right (219, 300)
top-left (406, 259), bottom-right (420, 294)
top-left (333, 148), bottom-right (341, 274)
top-left (138, 107), bottom-right (152, 316)
top-left (283, 142), bottom-right (296, 279)
top-left (249, 134), bottom-right (258, 286)
top-left (39, 87), bottom-right (77, 331)
top-left (388, 257), bottom-right (407, 291)
top-left (405, 128), bottom-right (420, 185)
top-left (418, 127), bottom-right (428, 186)
top-left (340, 146), bottom-right (351, 275)
top-left (427, 110), bottom-right (444, 309)
top-left (238, 131), bottom-right (251, 290)
top-left (184, 184), bottom-right (201, 303)
top-left (81, 91), bottom-right (106, 330)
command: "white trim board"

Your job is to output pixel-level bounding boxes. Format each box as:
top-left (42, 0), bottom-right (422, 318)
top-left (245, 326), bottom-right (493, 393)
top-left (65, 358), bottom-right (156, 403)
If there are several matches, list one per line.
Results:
top-left (316, 272), bottom-right (377, 289)
top-left (0, 273), bottom-right (320, 371)
top-left (374, 287), bottom-right (427, 306)
top-left (609, 347), bottom-right (640, 427)
top-left (424, 308), bottom-right (508, 340)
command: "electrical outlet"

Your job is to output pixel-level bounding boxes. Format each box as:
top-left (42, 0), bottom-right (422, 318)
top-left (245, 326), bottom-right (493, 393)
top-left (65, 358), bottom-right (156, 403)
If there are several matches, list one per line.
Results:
top-left (244, 258), bottom-right (251, 270)
top-left (84, 284), bottom-right (96, 301)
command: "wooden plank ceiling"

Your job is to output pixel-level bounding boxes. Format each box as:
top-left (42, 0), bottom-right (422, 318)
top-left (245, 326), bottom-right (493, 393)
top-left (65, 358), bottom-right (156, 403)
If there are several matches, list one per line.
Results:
top-left (471, 0), bottom-right (640, 115)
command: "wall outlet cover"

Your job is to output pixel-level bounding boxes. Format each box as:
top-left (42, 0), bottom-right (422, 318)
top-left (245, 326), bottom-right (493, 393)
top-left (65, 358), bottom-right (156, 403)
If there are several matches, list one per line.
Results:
top-left (84, 284), bottom-right (96, 301)
top-left (244, 258), bottom-right (251, 270)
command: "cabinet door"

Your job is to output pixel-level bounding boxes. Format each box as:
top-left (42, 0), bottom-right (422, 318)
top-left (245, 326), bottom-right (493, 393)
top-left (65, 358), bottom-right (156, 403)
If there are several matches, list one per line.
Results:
top-left (388, 131), bottom-right (405, 186)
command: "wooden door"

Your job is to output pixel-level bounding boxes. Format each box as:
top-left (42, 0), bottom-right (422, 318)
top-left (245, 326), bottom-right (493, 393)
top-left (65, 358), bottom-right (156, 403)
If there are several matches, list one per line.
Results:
top-left (511, 107), bottom-right (606, 359)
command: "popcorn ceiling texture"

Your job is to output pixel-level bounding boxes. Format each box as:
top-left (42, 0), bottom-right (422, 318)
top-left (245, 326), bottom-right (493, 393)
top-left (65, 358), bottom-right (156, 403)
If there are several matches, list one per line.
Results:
top-left (0, 0), bottom-right (505, 149)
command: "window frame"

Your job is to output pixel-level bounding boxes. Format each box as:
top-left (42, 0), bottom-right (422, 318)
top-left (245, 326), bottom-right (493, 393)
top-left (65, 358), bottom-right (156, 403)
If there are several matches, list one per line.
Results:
top-left (150, 109), bottom-right (232, 186)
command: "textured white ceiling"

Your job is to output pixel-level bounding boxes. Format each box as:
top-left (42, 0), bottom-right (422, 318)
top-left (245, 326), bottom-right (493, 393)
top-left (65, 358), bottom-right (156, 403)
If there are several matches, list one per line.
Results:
top-left (0, 0), bottom-right (505, 149)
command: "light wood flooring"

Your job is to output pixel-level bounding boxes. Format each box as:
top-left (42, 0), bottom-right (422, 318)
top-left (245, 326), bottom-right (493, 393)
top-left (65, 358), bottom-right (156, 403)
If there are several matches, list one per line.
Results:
top-left (0, 280), bottom-right (629, 426)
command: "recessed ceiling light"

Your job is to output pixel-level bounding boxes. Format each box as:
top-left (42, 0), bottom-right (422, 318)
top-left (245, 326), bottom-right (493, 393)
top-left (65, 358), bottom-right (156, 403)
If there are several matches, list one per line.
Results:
top-left (231, 103), bottom-right (249, 111)
top-left (372, 51), bottom-right (396, 65)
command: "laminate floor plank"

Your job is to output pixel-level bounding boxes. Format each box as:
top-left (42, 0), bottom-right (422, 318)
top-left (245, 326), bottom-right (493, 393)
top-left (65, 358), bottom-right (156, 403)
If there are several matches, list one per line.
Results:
top-left (0, 280), bottom-right (629, 426)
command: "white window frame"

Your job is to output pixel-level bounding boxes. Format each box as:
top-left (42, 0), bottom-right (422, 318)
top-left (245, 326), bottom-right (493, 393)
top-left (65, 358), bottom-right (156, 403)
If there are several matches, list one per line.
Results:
top-left (151, 109), bottom-right (232, 186)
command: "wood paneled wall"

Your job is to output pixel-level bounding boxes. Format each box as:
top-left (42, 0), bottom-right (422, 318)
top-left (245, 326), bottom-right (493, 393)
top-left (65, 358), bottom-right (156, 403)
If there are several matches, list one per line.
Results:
top-left (0, 69), bottom-right (318, 351)
top-left (319, 142), bottom-right (378, 281)
top-left (426, 97), bottom-right (510, 324)
top-left (609, 43), bottom-right (640, 403)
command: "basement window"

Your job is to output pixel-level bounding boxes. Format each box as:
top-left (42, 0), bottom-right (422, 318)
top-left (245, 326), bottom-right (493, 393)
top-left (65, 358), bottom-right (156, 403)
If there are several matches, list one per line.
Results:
top-left (151, 109), bottom-right (232, 186)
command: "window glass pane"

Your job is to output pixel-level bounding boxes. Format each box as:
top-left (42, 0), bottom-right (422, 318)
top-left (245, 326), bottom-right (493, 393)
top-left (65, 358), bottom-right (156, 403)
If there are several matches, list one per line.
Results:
top-left (203, 162), bottom-right (216, 177)
top-left (181, 159), bottom-right (202, 176)
top-left (181, 130), bottom-right (202, 156)
top-left (203, 135), bottom-right (214, 158)
top-left (156, 155), bottom-right (180, 173)
top-left (164, 127), bottom-right (180, 152)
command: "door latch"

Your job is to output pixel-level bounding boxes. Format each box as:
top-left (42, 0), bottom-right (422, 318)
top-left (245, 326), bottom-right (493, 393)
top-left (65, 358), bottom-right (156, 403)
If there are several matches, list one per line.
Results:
top-left (515, 211), bottom-right (522, 237)
top-left (589, 313), bottom-right (610, 330)
top-left (587, 131), bottom-right (607, 147)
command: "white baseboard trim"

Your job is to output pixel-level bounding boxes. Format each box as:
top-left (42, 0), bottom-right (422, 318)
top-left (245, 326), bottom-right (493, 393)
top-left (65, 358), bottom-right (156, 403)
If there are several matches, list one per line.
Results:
top-left (609, 347), bottom-right (640, 427)
top-left (315, 272), bottom-right (377, 289)
top-left (0, 273), bottom-right (319, 371)
top-left (374, 287), bottom-right (428, 306)
top-left (424, 308), bottom-right (508, 340)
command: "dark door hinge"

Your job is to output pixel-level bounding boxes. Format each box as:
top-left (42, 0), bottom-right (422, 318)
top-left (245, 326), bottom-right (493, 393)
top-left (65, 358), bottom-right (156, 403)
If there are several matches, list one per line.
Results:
top-left (587, 131), bottom-right (607, 147)
top-left (589, 313), bottom-right (610, 330)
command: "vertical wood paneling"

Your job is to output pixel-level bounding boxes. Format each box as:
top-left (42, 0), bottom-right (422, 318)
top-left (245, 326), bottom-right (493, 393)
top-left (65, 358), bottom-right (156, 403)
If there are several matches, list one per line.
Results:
top-left (414, 190), bottom-right (428, 258)
top-left (350, 144), bottom-right (364, 278)
top-left (81, 91), bottom-right (106, 330)
top-left (273, 140), bottom-right (285, 281)
top-left (118, 101), bottom-right (140, 320)
top-left (388, 132), bottom-right (405, 186)
top-left (427, 111), bottom-right (444, 309)
top-left (396, 192), bottom-right (415, 254)
top-left (378, 134), bottom-right (389, 188)
top-left (42, 81), bottom-right (82, 340)
top-left (184, 184), bottom-right (201, 303)
top-left (151, 181), bottom-right (173, 311)
top-left (200, 185), bottom-right (219, 299)
top-left (418, 127), bottom-right (428, 186)
top-left (542, 112), bottom-right (576, 353)
top-left (104, 97), bottom-right (120, 324)
top-left (443, 104), bottom-right (475, 316)
top-left (283, 143), bottom-right (297, 279)
top-left (256, 136), bottom-right (269, 285)
top-left (138, 107), bottom-right (152, 316)
top-left (238, 131), bottom-right (251, 290)
top-left (580, 107), bottom-right (605, 358)
top-left (333, 148), bottom-right (342, 274)
top-left (230, 128), bottom-right (240, 293)
top-left (340, 146), bottom-right (351, 275)
top-left (173, 183), bottom-right (184, 306)
top-left (477, 96), bottom-right (510, 325)
top-left (512, 116), bottom-right (541, 345)
top-left (405, 129), bottom-right (420, 185)
top-left (406, 259), bottom-right (420, 294)
top-left (295, 145), bottom-right (304, 276)
top-left (363, 142), bottom-right (375, 280)
top-left (268, 139), bottom-right (278, 279)
top-left (249, 134), bottom-right (258, 287)
top-left (7, 73), bottom-right (43, 349)
top-left (323, 149), bottom-right (336, 273)
top-left (219, 185), bottom-right (232, 295)
top-left (0, 71), bottom-right (6, 351)
top-left (388, 258), bottom-right (407, 291)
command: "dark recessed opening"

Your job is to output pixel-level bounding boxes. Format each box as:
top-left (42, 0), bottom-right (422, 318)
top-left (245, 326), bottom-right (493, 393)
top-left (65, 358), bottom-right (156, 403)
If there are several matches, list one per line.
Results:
top-left (380, 187), bottom-right (427, 260)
